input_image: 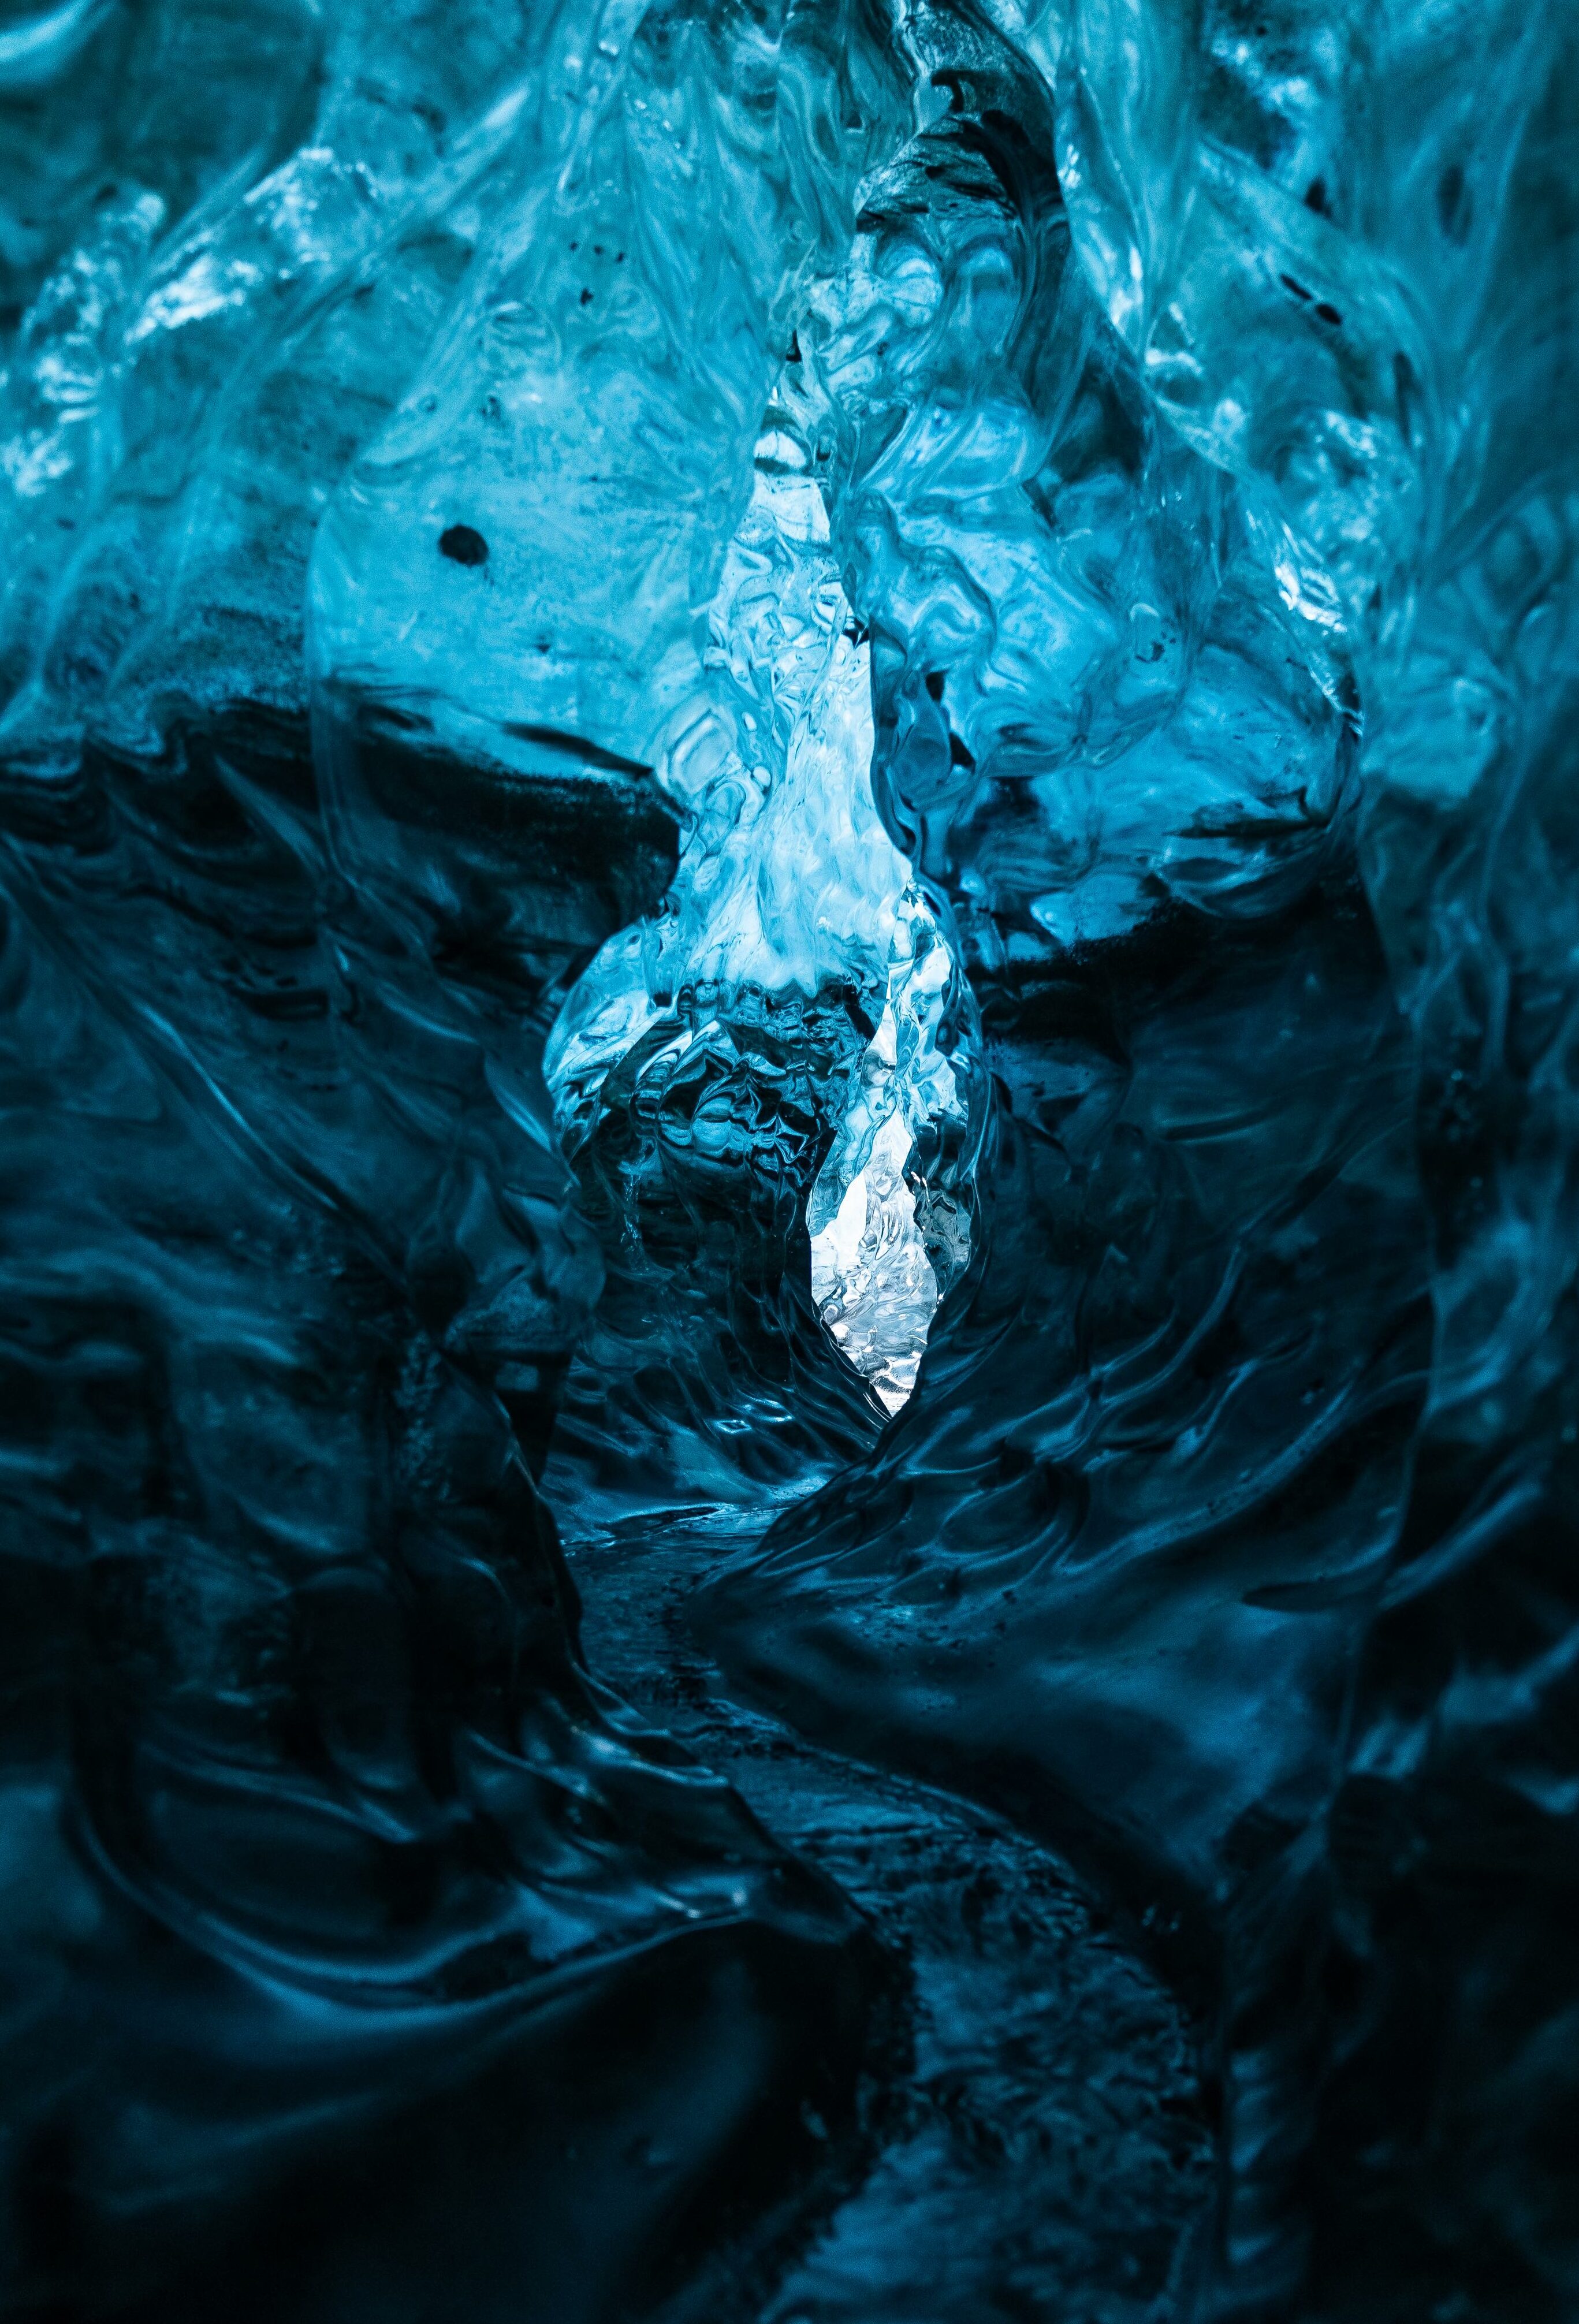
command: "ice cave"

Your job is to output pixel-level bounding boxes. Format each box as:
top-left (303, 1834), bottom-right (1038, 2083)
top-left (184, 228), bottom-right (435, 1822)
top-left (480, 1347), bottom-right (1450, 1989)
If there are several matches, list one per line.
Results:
top-left (1, 1), bottom-right (1577, 2316)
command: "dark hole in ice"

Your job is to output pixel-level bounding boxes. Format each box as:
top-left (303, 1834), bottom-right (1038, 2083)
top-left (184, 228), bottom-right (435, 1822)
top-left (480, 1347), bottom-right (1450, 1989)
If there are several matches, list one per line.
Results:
top-left (1394, 351), bottom-right (1421, 438)
top-left (925, 669), bottom-right (946, 701)
top-left (438, 524), bottom-right (489, 567)
top-left (1438, 161), bottom-right (1473, 243)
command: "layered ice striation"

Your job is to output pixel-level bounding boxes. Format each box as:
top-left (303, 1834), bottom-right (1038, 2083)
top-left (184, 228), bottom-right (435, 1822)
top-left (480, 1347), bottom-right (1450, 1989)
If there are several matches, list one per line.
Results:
top-left (2, 0), bottom-right (1579, 2319)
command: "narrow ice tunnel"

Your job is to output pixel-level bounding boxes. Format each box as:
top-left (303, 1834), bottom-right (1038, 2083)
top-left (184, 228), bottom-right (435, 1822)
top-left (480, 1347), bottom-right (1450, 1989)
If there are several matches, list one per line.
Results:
top-left (3, 2), bottom-right (1579, 2322)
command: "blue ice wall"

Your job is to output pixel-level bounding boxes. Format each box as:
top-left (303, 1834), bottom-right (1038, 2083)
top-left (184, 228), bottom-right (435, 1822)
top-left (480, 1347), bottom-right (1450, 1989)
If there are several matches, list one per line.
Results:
top-left (1, 0), bottom-right (1576, 2316)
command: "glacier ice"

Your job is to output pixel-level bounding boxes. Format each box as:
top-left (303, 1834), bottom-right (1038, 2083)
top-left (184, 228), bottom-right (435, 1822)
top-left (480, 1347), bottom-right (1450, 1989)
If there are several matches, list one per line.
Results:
top-left (807, 887), bottom-right (969, 1412)
top-left (546, 415), bottom-right (976, 1417)
top-left (2, 0), bottom-right (1578, 2318)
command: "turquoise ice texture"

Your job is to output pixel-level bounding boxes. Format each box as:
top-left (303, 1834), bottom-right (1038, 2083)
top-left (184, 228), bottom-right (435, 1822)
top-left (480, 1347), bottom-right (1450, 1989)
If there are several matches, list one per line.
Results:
top-left (1, 0), bottom-right (1577, 2318)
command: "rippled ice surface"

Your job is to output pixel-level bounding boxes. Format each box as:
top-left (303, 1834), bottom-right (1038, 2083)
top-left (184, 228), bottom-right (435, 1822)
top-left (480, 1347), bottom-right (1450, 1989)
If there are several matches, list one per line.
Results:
top-left (2, 1), bottom-right (1578, 2319)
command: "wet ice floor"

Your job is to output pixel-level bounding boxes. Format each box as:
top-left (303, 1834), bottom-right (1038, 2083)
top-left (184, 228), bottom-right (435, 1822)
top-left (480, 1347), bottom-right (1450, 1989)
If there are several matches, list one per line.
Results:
top-left (566, 1504), bottom-right (1214, 2324)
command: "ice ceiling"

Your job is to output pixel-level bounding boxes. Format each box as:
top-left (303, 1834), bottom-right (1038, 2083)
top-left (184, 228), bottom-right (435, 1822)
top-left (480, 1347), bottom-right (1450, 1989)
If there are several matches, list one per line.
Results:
top-left (2, 0), bottom-right (1578, 2318)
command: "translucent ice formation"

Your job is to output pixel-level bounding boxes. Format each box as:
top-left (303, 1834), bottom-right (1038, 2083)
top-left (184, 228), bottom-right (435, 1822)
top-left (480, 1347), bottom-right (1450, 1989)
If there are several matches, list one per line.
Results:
top-left (3, 1), bottom-right (1579, 2320)
top-left (695, 9), bottom-right (1579, 2321)
top-left (807, 887), bottom-right (967, 1411)
top-left (546, 410), bottom-right (977, 1421)
top-left (0, 5), bottom-right (915, 2313)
